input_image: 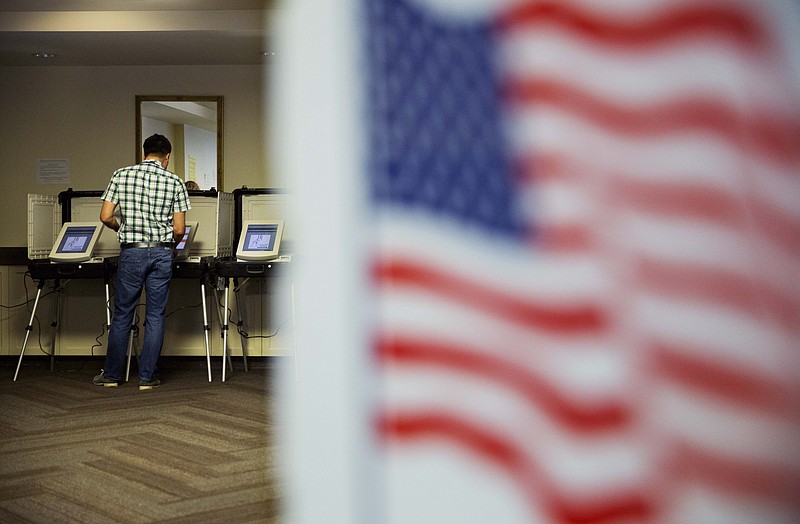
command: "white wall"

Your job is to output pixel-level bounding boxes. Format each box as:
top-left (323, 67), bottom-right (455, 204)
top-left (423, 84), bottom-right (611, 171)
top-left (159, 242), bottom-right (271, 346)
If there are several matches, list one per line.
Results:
top-left (184, 124), bottom-right (217, 188)
top-left (0, 64), bottom-right (272, 247)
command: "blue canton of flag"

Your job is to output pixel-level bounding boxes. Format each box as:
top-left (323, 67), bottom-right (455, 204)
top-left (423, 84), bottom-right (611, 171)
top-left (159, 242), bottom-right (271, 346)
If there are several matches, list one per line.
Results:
top-left (365, 0), bottom-right (527, 238)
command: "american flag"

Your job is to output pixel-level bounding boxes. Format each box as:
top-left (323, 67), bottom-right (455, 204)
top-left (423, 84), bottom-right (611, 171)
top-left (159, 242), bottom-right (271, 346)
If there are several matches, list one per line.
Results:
top-left (361, 0), bottom-right (800, 522)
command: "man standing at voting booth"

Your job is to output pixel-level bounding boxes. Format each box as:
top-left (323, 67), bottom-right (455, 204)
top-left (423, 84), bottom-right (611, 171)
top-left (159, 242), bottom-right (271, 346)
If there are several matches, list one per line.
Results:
top-left (93, 134), bottom-right (191, 390)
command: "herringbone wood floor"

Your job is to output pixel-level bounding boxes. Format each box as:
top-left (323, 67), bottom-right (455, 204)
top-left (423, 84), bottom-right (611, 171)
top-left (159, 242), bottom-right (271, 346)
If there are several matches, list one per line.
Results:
top-left (0, 356), bottom-right (284, 523)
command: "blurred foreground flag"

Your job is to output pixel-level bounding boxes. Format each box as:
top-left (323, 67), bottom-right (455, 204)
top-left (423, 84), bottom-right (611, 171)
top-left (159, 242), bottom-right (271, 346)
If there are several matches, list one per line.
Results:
top-left (273, 0), bottom-right (800, 522)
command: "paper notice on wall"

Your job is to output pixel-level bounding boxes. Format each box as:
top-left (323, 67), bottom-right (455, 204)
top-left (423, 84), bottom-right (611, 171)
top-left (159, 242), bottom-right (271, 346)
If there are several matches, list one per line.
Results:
top-left (38, 159), bottom-right (70, 184)
top-left (188, 155), bottom-right (197, 180)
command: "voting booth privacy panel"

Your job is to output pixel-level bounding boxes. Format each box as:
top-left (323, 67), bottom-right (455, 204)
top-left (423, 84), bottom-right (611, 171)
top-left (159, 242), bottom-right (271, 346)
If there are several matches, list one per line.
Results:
top-left (27, 187), bottom-right (281, 261)
top-left (28, 193), bottom-right (114, 260)
top-left (29, 189), bottom-right (235, 261)
top-left (234, 187), bottom-right (294, 254)
top-left (185, 190), bottom-right (234, 258)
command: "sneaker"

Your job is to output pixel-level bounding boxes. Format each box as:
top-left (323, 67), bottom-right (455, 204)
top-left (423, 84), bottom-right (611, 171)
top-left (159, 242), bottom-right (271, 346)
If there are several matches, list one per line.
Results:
top-left (139, 377), bottom-right (161, 390)
top-left (93, 371), bottom-right (119, 388)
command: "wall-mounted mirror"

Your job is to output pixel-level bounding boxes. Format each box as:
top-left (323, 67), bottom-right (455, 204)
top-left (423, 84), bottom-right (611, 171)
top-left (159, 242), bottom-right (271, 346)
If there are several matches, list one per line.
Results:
top-left (136, 95), bottom-right (224, 190)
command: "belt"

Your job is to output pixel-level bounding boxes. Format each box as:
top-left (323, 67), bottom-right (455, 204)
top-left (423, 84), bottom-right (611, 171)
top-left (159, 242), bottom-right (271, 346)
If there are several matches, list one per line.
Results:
top-left (120, 242), bottom-right (174, 250)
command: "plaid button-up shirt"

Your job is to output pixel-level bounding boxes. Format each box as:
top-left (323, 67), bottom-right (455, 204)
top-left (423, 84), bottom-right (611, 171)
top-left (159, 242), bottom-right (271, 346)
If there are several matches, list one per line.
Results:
top-left (101, 159), bottom-right (191, 244)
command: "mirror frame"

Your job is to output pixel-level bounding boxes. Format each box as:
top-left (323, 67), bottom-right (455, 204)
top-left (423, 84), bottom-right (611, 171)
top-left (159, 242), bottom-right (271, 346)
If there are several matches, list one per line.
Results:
top-left (135, 95), bottom-right (224, 190)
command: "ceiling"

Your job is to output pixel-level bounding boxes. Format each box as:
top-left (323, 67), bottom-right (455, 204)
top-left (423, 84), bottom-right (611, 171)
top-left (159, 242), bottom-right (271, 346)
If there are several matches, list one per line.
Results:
top-left (0, 0), bottom-right (276, 66)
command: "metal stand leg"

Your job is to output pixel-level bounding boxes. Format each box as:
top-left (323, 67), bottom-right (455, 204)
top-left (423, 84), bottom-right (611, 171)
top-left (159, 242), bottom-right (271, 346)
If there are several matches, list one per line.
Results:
top-left (125, 324), bottom-right (138, 382)
top-left (201, 280), bottom-right (212, 382)
top-left (233, 277), bottom-right (249, 373)
top-left (48, 285), bottom-right (63, 372)
top-left (222, 277), bottom-right (231, 382)
top-left (105, 283), bottom-right (112, 333)
top-left (14, 281), bottom-right (46, 381)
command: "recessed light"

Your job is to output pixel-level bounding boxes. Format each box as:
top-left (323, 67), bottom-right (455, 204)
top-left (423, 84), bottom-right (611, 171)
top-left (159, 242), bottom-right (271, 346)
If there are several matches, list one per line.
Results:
top-left (261, 51), bottom-right (276, 57)
top-left (32, 52), bottom-right (57, 59)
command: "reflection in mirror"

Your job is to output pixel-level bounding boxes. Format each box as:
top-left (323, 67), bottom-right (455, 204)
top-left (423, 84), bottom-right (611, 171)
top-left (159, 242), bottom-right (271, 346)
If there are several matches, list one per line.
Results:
top-left (136, 96), bottom-right (224, 190)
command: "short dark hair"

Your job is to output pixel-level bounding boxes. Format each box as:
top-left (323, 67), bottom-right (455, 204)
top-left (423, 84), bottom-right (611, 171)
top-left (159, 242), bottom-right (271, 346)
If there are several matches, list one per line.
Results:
top-left (143, 134), bottom-right (172, 157)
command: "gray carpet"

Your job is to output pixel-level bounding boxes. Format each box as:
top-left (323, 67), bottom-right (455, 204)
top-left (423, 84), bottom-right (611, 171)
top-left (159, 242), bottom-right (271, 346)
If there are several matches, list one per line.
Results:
top-left (0, 356), bottom-right (286, 523)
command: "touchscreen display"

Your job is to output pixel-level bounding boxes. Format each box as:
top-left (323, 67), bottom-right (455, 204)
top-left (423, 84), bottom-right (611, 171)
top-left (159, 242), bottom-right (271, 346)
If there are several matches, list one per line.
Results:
top-left (56, 226), bottom-right (97, 253)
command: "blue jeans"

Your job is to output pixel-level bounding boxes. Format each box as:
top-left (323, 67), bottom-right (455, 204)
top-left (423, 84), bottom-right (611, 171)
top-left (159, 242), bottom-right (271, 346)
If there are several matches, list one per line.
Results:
top-left (104, 247), bottom-right (173, 382)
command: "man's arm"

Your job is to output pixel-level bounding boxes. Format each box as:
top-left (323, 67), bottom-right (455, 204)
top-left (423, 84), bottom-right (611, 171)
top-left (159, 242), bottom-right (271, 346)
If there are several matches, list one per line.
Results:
top-left (100, 200), bottom-right (119, 231)
top-left (172, 211), bottom-right (186, 243)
